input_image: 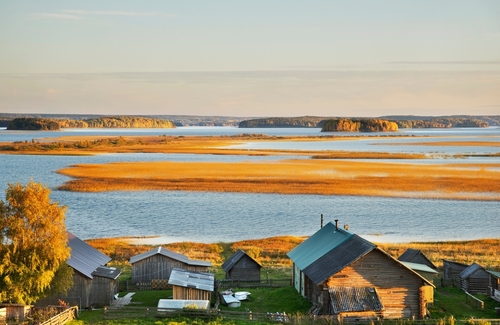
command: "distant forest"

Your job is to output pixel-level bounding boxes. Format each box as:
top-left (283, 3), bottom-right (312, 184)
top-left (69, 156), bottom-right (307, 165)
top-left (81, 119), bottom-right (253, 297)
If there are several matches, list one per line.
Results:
top-left (239, 115), bottom-right (498, 130)
top-left (0, 113), bottom-right (248, 128)
top-left (5, 116), bottom-right (175, 130)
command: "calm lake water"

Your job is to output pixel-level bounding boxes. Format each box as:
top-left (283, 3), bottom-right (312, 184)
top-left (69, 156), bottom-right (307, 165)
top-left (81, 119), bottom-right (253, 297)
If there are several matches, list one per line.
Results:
top-left (1, 126), bottom-right (499, 244)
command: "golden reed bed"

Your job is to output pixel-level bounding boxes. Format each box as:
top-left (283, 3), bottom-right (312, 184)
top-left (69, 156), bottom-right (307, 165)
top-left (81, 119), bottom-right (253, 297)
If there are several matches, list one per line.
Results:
top-left (57, 159), bottom-right (500, 201)
top-left (2, 135), bottom-right (499, 201)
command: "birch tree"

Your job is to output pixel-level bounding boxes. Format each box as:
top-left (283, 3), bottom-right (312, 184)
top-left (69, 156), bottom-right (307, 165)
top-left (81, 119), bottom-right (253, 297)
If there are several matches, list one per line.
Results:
top-left (0, 181), bottom-right (72, 304)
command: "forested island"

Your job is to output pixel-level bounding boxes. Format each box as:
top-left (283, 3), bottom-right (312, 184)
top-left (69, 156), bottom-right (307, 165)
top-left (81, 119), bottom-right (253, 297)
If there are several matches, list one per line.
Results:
top-left (321, 118), bottom-right (399, 132)
top-left (239, 115), bottom-right (497, 130)
top-left (6, 116), bottom-right (176, 131)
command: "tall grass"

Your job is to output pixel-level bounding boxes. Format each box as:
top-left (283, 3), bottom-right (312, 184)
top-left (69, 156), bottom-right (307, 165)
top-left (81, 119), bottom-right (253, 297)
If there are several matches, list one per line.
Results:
top-left (57, 159), bottom-right (500, 201)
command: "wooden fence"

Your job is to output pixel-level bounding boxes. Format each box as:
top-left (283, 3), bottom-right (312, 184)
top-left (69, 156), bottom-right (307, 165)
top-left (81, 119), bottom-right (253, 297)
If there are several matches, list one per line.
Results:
top-left (464, 291), bottom-right (484, 309)
top-left (118, 278), bottom-right (292, 292)
top-left (102, 306), bottom-right (500, 324)
top-left (39, 306), bottom-right (78, 325)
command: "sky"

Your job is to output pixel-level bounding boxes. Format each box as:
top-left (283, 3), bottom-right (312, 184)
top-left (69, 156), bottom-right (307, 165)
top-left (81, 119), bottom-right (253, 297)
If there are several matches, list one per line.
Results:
top-left (0, 1), bottom-right (499, 118)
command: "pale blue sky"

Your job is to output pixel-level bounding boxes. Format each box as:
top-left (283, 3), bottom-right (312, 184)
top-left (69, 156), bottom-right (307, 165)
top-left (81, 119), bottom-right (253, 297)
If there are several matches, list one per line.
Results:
top-left (1, 1), bottom-right (499, 117)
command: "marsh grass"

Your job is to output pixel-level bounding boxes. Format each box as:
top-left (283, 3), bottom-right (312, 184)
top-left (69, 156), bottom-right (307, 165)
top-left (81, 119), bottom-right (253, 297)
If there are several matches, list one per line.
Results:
top-left (57, 159), bottom-right (500, 201)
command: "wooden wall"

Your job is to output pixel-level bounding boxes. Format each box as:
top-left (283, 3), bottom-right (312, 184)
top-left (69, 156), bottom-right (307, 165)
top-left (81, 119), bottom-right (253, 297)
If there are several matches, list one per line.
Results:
top-left (443, 260), bottom-right (468, 284)
top-left (172, 286), bottom-right (212, 300)
top-left (461, 268), bottom-right (490, 294)
top-left (226, 255), bottom-right (261, 281)
top-left (306, 249), bottom-right (431, 319)
top-left (132, 254), bottom-right (209, 283)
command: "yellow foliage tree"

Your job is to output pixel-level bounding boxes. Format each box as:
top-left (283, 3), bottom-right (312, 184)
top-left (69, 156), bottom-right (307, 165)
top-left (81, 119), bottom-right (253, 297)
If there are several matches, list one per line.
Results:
top-left (0, 181), bottom-right (72, 304)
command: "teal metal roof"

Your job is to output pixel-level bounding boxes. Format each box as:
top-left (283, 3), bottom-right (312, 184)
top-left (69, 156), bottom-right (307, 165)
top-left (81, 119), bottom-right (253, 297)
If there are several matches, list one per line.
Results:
top-left (287, 222), bottom-right (353, 270)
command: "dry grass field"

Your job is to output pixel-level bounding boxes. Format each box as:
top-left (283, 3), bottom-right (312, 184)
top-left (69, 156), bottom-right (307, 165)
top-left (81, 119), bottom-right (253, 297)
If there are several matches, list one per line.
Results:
top-left (57, 159), bottom-right (500, 200)
top-left (85, 236), bottom-right (500, 271)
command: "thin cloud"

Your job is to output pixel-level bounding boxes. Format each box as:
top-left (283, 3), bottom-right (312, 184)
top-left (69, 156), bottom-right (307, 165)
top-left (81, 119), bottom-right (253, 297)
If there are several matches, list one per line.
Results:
top-left (389, 61), bottom-right (500, 65)
top-left (60, 9), bottom-right (175, 18)
top-left (29, 13), bottom-right (82, 20)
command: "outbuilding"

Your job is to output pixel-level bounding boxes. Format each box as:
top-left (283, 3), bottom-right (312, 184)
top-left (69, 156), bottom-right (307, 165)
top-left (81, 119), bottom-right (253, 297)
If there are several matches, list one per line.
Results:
top-left (460, 263), bottom-right (491, 294)
top-left (398, 248), bottom-right (438, 271)
top-left (222, 249), bottom-right (262, 281)
top-left (287, 221), bottom-right (435, 320)
top-left (168, 268), bottom-right (214, 301)
top-left (443, 259), bottom-right (469, 286)
top-left (130, 246), bottom-right (212, 283)
top-left (36, 232), bottom-right (121, 309)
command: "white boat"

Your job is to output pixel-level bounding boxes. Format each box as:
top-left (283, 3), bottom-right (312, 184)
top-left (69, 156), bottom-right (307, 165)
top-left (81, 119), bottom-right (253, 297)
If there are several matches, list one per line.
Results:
top-left (221, 294), bottom-right (241, 308)
top-left (234, 291), bottom-right (251, 301)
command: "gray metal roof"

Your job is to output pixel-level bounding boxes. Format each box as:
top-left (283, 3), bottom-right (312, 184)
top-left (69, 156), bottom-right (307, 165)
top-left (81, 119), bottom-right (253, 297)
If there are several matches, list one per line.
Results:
top-left (168, 268), bottom-right (214, 292)
top-left (221, 249), bottom-right (261, 272)
top-left (329, 287), bottom-right (384, 314)
top-left (130, 246), bottom-right (212, 267)
top-left (66, 231), bottom-right (111, 279)
top-left (287, 222), bottom-right (353, 270)
top-left (92, 266), bottom-right (122, 280)
top-left (459, 263), bottom-right (484, 279)
top-left (400, 261), bottom-right (438, 275)
top-left (303, 234), bottom-right (376, 284)
top-left (398, 248), bottom-right (437, 270)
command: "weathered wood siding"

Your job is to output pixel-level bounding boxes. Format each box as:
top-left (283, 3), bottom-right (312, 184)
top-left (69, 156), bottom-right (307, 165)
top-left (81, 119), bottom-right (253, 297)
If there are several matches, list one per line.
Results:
top-left (443, 260), bottom-right (468, 284)
top-left (36, 271), bottom-right (117, 308)
top-left (461, 268), bottom-right (490, 294)
top-left (226, 255), bottom-right (260, 281)
top-left (309, 250), bottom-right (430, 319)
top-left (172, 285), bottom-right (212, 300)
top-left (132, 255), bottom-right (209, 283)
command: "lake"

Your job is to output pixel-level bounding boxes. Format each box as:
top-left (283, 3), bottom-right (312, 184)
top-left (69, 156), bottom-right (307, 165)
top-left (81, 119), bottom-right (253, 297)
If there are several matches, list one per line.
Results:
top-left (0, 126), bottom-right (499, 244)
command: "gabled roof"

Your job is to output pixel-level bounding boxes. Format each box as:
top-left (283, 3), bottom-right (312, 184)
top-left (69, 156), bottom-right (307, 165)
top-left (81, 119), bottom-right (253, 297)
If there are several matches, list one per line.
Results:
top-left (398, 248), bottom-right (438, 270)
top-left (401, 261), bottom-right (438, 275)
top-left (168, 268), bottom-right (214, 292)
top-left (67, 231), bottom-right (111, 279)
top-left (92, 266), bottom-right (122, 280)
top-left (221, 249), bottom-right (262, 272)
top-left (328, 287), bottom-right (384, 314)
top-left (303, 234), bottom-right (375, 284)
top-left (460, 263), bottom-right (485, 279)
top-left (129, 246), bottom-right (212, 267)
top-left (287, 222), bottom-right (435, 287)
top-left (442, 259), bottom-right (469, 267)
top-left (287, 222), bottom-right (353, 270)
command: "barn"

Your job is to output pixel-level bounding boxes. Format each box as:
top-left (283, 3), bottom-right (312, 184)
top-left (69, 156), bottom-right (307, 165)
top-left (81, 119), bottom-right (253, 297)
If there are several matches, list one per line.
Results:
top-left (443, 259), bottom-right (469, 286)
top-left (398, 248), bottom-right (438, 271)
top-left (168, 268), bottom-right (214, 301)
top-left (287, 221), bottom-right (434, 320)
top-left (460, 263), bottom-right (491, 294)
top-left (130, 247), bottom-right (212, 283)
top-left (222, 250), bottom-right (262, 281)
top-left (36, 232), bottom-right (121, 309)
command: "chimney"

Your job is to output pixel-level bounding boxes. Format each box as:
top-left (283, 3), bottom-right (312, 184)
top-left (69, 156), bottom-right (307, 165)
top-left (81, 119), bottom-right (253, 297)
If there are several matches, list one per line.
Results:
top-left (335, 219), bottom-right (338, 231)
top-left (320, 214), bottom-right (324, 228)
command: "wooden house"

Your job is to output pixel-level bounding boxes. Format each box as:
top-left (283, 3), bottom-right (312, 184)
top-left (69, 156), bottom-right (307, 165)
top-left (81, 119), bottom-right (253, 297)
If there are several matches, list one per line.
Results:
top-left (442, 259), bottom-right (469, 286)
top-left (398, 248), bottom-right (438, 271)
top-left (400, 261), bottom-right (438, 283)
top-left (287, 221), bottom-right (435, 320)
top-left (168, 268), bottom-right (214, 300)
top-left (222, 249), bottom-right (262, 281)
top-left (130, 247), bottom-right (212, 283)
top-left (36, 232), bottom-right (121, 309)
top-left (460, 263), bottom-right (491, 294)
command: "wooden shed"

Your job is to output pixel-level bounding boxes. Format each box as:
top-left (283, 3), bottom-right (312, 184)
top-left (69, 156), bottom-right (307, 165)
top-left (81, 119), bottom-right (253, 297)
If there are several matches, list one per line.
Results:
top-left (287, 221), bottom-right (435, 320)
top-left (400, 261), bottom-right (439, 283)
top-left (168, 268), bottom-right (214, 301)
top-left (460, 263), bottom-right (490, 294)
top-left (398, 248), bottom-right (438, 271)
top-left (36, 232), bottom-right (121, 309)
top-left (443, 259), bottom-right (469, 286)
top-left (130, 247), bottom-right (212, 284)
top-left (222, 250), bottom-right (262, 281)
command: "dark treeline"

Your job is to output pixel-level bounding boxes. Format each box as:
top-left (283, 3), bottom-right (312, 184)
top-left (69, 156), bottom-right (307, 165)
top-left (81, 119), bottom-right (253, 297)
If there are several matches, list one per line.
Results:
top-left (7, 116), bottom-right (176, 130)
top-left (239, 115), bottom-right (497, 130)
